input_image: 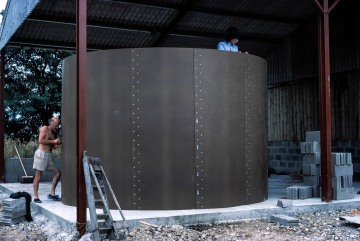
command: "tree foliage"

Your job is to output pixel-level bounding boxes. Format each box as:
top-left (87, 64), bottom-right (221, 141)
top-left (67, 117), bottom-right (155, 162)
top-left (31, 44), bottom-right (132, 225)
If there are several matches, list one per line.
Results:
top-left (4, 47), bottom-right (71, 141)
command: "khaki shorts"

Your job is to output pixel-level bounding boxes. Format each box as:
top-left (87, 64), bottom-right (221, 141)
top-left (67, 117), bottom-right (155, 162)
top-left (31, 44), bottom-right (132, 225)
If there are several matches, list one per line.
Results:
top-left (33, 149), bottom-right (57, 172)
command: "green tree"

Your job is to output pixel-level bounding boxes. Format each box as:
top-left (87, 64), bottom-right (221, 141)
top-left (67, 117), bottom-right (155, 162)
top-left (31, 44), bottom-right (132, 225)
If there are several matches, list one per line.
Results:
top-left (4, 47), bottom-right (71, 141)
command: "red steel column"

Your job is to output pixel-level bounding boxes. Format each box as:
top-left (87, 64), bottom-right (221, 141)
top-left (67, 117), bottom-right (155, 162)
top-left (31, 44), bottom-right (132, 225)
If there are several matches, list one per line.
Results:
top-left (0, 48), bottom-right (4, 182)
top-left (76, 0), bottom-right (87, 236)
top-left (318, 7), bottom-right (332, 202)
top-left (315, 0), bottom-right (341, 202)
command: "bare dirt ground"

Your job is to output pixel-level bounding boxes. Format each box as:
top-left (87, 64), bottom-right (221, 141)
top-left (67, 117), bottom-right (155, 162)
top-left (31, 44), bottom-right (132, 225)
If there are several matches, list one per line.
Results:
top-left (0, 220), bottom-right (46, 241)
top-left (125, 211), bottom-right (360, 241)
top-left (0, 213), bottom-right (78, 241)
top-left (1, 188), bottom-right (360, 240)
top-left (0, 209), bottom-right (360, 240)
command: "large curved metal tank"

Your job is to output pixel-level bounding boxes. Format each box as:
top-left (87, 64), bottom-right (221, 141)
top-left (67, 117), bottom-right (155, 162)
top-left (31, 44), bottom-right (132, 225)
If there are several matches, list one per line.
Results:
top-left (61, 48), bottom-right (267, 210)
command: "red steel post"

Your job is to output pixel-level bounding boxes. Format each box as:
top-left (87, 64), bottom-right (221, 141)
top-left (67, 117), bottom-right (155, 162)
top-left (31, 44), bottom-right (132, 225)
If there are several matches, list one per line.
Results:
top-left (76, 0), bottom-right (87, 236)
top-left (316, 0), bottom-right (341, 202)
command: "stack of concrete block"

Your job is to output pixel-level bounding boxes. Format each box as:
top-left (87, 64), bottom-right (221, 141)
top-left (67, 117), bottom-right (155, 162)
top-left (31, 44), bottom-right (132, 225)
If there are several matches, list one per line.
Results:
top-left (0, 197), bottom-right (26, 225)
top-left (286, 185), bottom-right (313, 199)
top-left (331, 152), bottom-right (355, 200)
top-left (298, 131), bottom-right (354, 200)
top-left (300, 131), bottom-right (321, 198)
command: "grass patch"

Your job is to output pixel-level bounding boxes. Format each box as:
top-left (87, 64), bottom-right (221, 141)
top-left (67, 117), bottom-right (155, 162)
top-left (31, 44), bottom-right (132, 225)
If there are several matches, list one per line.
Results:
top-left (4, 139), bottom-right (61, 158)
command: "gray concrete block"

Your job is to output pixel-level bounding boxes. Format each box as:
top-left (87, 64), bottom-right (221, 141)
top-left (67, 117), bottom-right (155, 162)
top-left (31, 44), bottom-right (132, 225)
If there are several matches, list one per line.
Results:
top-left (5, 158), bottom-right (61, 183)
top-left (2, 197), bottom-right (25, 207)
top-left (5, 174), bottom-right (19, 183)
top-left (346, 175), bottom-right (353, 188)
top-left (2, 209), bottom-right (26, 219)
top-left (292, 155), bottom-right (301, 162)
top-left (2, 203), bottom-right (25, 213)
top-left (332, 175), bottom-right (353, 189)
top-left (303, 164), bottom-right (320, 176)
top-left (298, 186), bottom-right (313, 199)
top-left (305, 131), bottom-right (320, 142)
top-left (333, 187), bottom-right (355, 200)
top-left (302, 153), bottom-right (321, 165)
top-left (286, 186), bottom-right (301, 199)
top-left (270, 214), bottom-right (299, 226)
top-left (332, 176), bottom-right (342, 189)
top-left (42, 173), bottom-right (55, 180)
top-left (332, 153), bottom-right (341, 165)
top-left (300, 142), bottom-right (320, 154)
top-left (345, 153), bottom-right (352, 165)
top-left (332, 164), bottom-right (353, 177)
top-left (277, 199), bottom-right (293, 208)
top-left (312, 186), bottom-right (320, 197)
top-left (2, 197), bottom-right (26, 219)
top-left (303, 175), bottom-right (320, 186)
top-left (0, 216), bottom-right (26, 226)
top-left (286, 185), bottom-right (313, 200)
top-left (332, 153), bottom-right (352, 166)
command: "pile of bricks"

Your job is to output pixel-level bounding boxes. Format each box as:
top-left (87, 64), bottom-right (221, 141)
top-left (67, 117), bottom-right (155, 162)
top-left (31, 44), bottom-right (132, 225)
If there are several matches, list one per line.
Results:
top-left (286, 185), bottom-right (313, 199)
top-left (301, 131), bottom-right (321, 198)
top-left (332, 152), bottom-right (355, 200)
top-left (287, 131), bottom-right (321, 199)
top-left (0, 197), bottom-right (26, 225)
top-left (287, 131), bottom-right (355, 200)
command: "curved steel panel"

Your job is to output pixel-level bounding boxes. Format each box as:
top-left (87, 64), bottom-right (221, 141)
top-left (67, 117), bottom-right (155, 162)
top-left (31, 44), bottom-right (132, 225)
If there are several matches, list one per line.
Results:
top-left (61, 48), bottom-right (267, 210)
top-left (244, 54), bottom-right (268, 203)
top-left (193, 49), bottom-right (246, 208)
top-left (130, 48), bottom-right (195, 210)
top-left (61, 58), bottom-right (77, 206)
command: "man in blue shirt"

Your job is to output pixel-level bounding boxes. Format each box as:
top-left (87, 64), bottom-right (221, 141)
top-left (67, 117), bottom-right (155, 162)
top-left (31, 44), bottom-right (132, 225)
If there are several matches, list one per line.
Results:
top-left (217, 27), bottom-right (240, 52)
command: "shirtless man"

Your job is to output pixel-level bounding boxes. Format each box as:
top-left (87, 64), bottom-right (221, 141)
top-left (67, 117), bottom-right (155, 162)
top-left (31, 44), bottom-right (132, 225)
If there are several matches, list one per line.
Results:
top-left (33, 116), bottom-right (62, 203)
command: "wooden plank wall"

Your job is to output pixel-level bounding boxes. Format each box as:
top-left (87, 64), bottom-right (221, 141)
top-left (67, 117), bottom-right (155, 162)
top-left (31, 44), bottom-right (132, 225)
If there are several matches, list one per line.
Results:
top-left (267, 1), bottom-right (360, 87)
top-left (266, 1), bottom-right (360, 142)
top-left (332, 73), bottom-right (360, 140)
top-left (267, 73), bottom-right (360, 141)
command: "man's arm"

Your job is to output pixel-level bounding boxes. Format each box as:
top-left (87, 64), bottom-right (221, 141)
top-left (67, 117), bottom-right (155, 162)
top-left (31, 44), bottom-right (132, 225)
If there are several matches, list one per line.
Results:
top-left (217, 42), bottom-right (226, 51)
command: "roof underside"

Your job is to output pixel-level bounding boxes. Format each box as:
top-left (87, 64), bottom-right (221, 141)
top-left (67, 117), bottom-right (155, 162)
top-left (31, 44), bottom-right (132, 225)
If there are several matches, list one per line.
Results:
top-left (0, 0), bottom-right (320, 58)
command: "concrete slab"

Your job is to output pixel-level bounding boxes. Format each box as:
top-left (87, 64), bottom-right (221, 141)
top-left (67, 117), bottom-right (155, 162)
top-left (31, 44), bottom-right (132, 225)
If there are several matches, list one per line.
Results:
top-left (339, 216), bottom-right (360, 224)
top-left (1, 175), bottom-right (360, 232)
top-left (270, 214), bottom-right (299, 226)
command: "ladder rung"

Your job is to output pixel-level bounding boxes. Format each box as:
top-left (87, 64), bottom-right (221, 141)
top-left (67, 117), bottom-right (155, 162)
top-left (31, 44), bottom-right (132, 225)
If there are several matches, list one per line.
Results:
top-left (98, 221), bottom-right (113, 235)
top-left (84, 154), bottom-right (125, 239)
top-left (92, 185), bottom-right (105, 190)
top-left (98, 227), bottom-right (113, 234)
top-left (92, 173), bottom-right (103, 178)
top-left (95, 200), bottom-right (104, 208)
top-left (98, 221), bottom-right (110, 227)
top-left (97, 214), bottom-right (109, 220)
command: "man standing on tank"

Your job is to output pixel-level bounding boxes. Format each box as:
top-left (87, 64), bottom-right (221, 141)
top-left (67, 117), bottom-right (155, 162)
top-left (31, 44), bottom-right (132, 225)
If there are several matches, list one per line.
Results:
top-left (217, 27), bottom-right (240, 52)
top-left (32, 116), bottom-right (62, 203)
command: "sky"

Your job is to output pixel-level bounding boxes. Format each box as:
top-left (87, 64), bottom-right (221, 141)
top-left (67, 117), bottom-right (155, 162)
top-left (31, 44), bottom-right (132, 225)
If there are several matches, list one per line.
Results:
top-left (0, 0), bottom-right (8, 23)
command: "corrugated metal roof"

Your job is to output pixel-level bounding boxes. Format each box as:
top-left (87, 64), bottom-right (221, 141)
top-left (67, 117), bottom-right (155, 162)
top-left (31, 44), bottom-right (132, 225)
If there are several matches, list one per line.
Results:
top-left (0, 0), bottom-right (319, 57)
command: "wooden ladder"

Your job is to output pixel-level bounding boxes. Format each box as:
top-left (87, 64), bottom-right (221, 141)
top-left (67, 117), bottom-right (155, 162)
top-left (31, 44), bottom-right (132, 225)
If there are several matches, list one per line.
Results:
top-left (83, 151), bottom-right (128, 240)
